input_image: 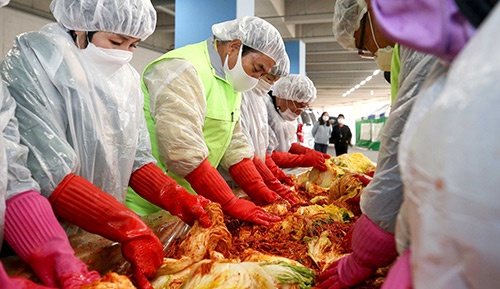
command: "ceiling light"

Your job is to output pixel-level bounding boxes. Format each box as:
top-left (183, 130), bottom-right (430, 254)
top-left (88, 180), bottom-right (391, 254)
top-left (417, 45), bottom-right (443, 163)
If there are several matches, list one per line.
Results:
top-left (342, 69), bottom-right (380, 97)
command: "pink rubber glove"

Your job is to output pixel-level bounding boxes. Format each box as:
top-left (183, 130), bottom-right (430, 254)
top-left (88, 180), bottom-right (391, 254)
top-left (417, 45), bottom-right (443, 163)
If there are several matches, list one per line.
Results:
top-left (4, 191), bottom-right (100, 289)
top-left (185, 159), bottom-right (281, 226)
top-left (253, 156), bottom-right (298, 205)
top-left (382, 249), bottom-right (413, 289)
top-left (316, 215), bottom-right (398, 288)
top-left (0, 262), bottom-right (56, 289)
top-left (49, 175), bottom-right (163, 289)
top-left (289, 142), bottom-right (331, 159)
top-left (265, 153), bottom-right (294, 186)
top-left (129, 163), bottom-right (212, 228)
top-left (271, 150), bottom-right (327, 171)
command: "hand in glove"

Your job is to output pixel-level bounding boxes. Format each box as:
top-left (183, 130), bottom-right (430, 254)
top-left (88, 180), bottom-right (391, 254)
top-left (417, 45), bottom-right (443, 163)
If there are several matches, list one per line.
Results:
top-left (382, 249), bottom-right (413, 289)
top-left (316, 215), bottom-right (397, 289)
top-left (289, 142), bottom-right (331, 159)
top-left (229, 158), bottom-right (281, 206)
top-left (129, 163), bottom-right (211, 228)
top-left (185, 159), bottom-right (281, 226)
top-left (0, 262), bottom-right (56, 289)
top-left (5, 191), bottom-right (100, 289)
top-left (253, 156), bottom-right (298, 205)
top-left (272, 150), bottom-right (328, 171)
top-left (265, 153), bottom-right (294, 186)
top-left (49, 175), bottom-right (163, 289)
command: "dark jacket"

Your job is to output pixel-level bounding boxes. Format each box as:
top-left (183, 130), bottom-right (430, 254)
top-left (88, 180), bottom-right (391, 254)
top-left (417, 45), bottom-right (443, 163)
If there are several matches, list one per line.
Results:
top-left (330, 124), bottom-right (352, 145)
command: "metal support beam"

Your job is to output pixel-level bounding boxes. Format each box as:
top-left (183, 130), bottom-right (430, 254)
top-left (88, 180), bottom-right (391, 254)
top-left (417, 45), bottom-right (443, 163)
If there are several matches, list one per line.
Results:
top-left (6, 2), bottom-right (54, 21)
top-left (152, 0), bottom-right (175, 6)
top-left (155, 5), bottom-right (175, 16)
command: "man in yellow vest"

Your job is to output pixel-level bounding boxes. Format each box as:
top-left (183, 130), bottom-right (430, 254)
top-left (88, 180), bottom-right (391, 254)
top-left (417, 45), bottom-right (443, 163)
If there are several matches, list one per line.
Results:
top-left (127, 16), bottom-right (288, 226)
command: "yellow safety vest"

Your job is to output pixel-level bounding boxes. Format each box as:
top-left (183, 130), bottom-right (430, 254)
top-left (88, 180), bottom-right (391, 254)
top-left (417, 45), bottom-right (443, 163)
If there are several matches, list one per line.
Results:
top-left (126, 41), bottom-right (241, 215)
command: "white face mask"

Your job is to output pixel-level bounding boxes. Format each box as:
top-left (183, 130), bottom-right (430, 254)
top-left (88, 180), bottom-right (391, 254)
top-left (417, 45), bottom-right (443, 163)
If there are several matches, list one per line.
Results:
top-left (0, 0), bottom-right (9, 7)
top-left (224, 46), bottom-right (259, 92)
top-left (279, 109), bottom-right (299, 121)
top-left (337, 118), bottom-right (344, 124)
top-left (322, 115), bottom-right (330, 122)
top-left (278, 100), bottom-right (300, 121)
top-left (375, 46), bottom-right (393, 72)
top-left (253, 78), bottom-right (273, 95)
top-left (366, 12), bottom-right (393, 72)
top-left (81, 43), bottom-right (133, 77)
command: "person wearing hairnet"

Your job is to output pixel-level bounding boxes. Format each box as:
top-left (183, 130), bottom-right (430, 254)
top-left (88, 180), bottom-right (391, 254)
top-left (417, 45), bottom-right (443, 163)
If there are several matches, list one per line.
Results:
top-left (367, 1), bottom-right (497, 288)
top-left (0, 0), bottom-right (101, 288)
top-left (331, 0), bottom-right (394, 72)
top-left (316, 1), bottom-right (441, 288)
top-left (0, 0), bottom-right (214, 288)
top-left (126, 16), bottom-right (287, 225)
top-left (237, 54), bottom-right (298, 205)
top-left (265, 74), bottom-right (328, 171)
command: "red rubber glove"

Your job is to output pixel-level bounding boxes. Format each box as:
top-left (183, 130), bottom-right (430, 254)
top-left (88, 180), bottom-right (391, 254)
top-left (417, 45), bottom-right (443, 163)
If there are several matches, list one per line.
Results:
top-left (316, 215), bottom-right (398, 289)
top-left (265, 153), bottom-right (294, 186)
top-left (129, 163), bottom-right (211, 228)
top-left (0, 262), bottom-right (55, 289)
top-left (355, 174), bottom-right (372, 186)
top-left (253, 156), bottom-right (298, 205)
top-left (49, 174), bottom-right (163, 289)
top-left (228, 158), bottom-right (281, 206)
top-left (4, 191), bottom-right (100, 289)
top-left (271, 150), bottom-right (327, 171)
top-left (289, 142), bottom-right (331, 159)
top-left (185, 159), bottom-right (280, 226)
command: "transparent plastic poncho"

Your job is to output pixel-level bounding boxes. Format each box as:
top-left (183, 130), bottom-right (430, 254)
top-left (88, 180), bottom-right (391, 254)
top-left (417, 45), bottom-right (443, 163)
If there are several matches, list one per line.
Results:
top-left (396, 7), bottom-right (500, 287)
top-left (0, 23), bottom-right (155, 204)
top-left (360, 47), bottom-right (438, 234)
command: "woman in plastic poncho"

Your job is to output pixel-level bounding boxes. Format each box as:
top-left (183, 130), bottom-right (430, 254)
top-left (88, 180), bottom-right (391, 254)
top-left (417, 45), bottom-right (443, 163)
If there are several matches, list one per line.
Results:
top-left (0, 0), bottom-right (100, 288)
top-left (127, 17), bottom-right (289, 226)
top-left (0, 0), bottom-right (212, 287)
top-left (265, 74), bottom-right (329, 172)
top-left (366, 0), bottom-right (495, 288)
top-left (315, 1), bottom-right (451, 289)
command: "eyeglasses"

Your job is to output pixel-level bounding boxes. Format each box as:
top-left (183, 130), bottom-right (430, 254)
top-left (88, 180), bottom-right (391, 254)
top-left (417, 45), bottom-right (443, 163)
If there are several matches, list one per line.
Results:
top-left (356, 13), bottom-right (376, 59)
top-left (287, 99), bottom-right (309, 113)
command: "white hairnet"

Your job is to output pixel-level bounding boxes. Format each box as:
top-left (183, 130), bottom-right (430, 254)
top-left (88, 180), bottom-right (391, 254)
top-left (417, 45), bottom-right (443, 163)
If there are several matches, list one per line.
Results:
top-left (332, 0), bottom-right (368, 50)
top-left (273, 74), bottom-right (317, 104)
top-left (269, 50), bottom-right (290, 77)
top-left (50, 0), bottom-right (157, 40)
top-left (212, 16), bottom-right (286, 63)
top-left (0, 0), bottom-right (10, 8)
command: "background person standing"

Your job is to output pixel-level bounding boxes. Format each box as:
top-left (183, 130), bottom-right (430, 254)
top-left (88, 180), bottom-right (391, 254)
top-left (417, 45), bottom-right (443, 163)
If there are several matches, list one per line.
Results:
top-left (312, 112), bottom-right (332, 154)
top-left (330, 114), bottom-right (352, 156)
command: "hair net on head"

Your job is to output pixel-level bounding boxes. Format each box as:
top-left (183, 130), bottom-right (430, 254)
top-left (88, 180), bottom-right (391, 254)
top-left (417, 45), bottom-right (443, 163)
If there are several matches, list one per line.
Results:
top-left (332, 0), bottom-right (368, 50)
top-left (273, 74), bottom-right (317, 103)
top-left (0, 0), bottom-right (10, 8)
top-left (212, 16), bottom-right (286, 63)
top-left (50, 0), bottom-right (157, 40)
top-left (269, 51), bottom-right (290, 77)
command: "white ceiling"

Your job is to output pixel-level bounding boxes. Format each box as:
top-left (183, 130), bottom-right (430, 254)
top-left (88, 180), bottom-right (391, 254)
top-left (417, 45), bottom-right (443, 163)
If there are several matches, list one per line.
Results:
top-left (7, 0), bottom-right (392, 108)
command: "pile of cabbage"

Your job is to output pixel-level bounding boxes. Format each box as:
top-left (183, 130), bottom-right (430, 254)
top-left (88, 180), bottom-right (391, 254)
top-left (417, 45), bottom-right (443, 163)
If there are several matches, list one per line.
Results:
top-left (151, 203), bottom-right (315, 289)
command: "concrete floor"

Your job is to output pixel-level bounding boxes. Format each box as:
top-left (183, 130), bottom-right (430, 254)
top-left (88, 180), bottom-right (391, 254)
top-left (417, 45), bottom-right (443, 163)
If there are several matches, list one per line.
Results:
top-left (327, 144), bottom-right (379, 164)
